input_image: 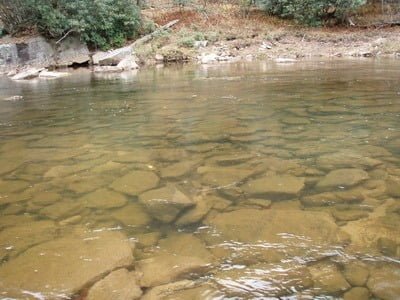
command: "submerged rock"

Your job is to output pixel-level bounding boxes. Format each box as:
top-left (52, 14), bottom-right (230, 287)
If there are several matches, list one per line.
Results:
top-left (0, 231), bottom-right (134, 299)
top-left (111, 203), bottom-right (152, 227)
top-left (367, 264), bottom-right (400, 300)
top-left (241, 175), bottom-right (305, 198)
top-left (110, 170), bottom-right (159, 196)
top-left (386, 176), bottom-right (400, 198)
top-left (139, 185), bottom-right (194, 223)
top-left (316, 150), bottom-right (382, 170)
top-left (343, 261), bottom-right (369, 287)
top-left (316, 168), bottom-right (369, 190)
top-left (308, 262), bottom-right (350, 294)
top-left (86, 268), bottom-right (142, 300)
top-left (214, 262), bottom-right (313, 298)
top-left (137, 254), bottom-right (209, 287)
top-left (141, 280), bottom-right (196, 300)
top-left (344, 287), bottom-right (370, 300)
top-left (80, 188), bottom-right (127, 209)
top-left (198, 166), bottom-right (254, 187)
top-left (203, 209), bottom-right (347, 263)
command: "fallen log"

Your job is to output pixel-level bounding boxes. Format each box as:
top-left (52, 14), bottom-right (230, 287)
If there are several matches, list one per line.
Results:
top-left (130, 19), bottom-right (180, 48)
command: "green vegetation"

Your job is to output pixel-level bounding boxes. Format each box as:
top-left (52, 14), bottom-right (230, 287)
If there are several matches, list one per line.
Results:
top-left (0, 0), bottom-right (142, 49)
top-left (257, 0), bottom-right (366, 25)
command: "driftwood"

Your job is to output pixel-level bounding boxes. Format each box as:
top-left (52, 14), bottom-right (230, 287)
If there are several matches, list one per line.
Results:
top-left (130, 19), bottom-right (180, 48)
top-left (355, 21), bottom-right (400, 28)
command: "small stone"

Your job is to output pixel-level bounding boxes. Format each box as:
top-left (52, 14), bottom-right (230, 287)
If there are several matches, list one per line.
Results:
top-left (135, 232), bottom-right (161, 248)
top-left (80, 188), bottom-right (127, 209)
top-left (139, 185), bottom-right (195, 223)
top-left (31, 191), bottom-right (61, 206)
top-left (160, 161), bottom-right (198, 179)
top-left (308, 262), bottom-right (350, 294)
top-left (110, 170), bottom-right (159, 196)
top-left (198, 166), bottom-right (254, 187)
top-left (86, 269), bottom-right (142, 300)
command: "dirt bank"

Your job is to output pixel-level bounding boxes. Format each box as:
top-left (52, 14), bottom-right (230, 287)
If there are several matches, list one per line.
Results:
top-left (136, 4), bottom-right (400, 65)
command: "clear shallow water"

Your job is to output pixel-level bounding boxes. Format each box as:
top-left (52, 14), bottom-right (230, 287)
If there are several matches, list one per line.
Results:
top-left (0, 60), bottom-right (399, 299)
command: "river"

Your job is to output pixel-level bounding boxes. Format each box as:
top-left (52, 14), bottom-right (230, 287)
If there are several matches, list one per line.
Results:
top-left (0, 59), bottom-right (399, 299)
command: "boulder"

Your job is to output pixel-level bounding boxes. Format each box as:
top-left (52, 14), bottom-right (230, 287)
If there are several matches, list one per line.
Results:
top-left (0, 231), bottom-right (134, 299)
top-left (316, 168), bottom-right (369, 190)
top-left (137, 254), bottom-right (209, 287)
top-left (139, 185), bottom-right (195, 223)
top-left (110, 170), bottom-right (159, 196)
top-left (241, 175), bottom-right (305, 198)
top-left (0, 36), bottom-right (56, 73)
top-left (11, 67), bottom-right (44, 80)
top-left (56, 35), bottom-right (90, 66)
top-left (367, 264), bottom-right (400, 300)
top-left (86, 269), bottom-right (142, 300)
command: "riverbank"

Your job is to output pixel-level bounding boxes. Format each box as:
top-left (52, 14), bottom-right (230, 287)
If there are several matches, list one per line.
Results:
top-left (135, 5), bottom-right (400, 64)
top-left (1, 4), bottom-right (399, 78)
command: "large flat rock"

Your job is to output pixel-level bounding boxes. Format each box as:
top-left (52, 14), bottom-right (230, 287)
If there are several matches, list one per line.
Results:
top-left (316, 168), bottom-right (369, 190)
top-left (203, 209), bottom-right (347, 263)
top-left (0, 231), bottom-right (134, 299)
top-left (241, 175), bottom-right (305, 198)
top-left (111, 170), bottom-right (160, 196)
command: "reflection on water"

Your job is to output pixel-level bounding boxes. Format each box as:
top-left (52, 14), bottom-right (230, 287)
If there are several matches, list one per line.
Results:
top-left (0, 60), bottom-right (399, 299)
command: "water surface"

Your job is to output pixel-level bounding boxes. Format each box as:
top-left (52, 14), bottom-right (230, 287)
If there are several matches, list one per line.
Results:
top-left (0, 60), bottom-right (399, 299)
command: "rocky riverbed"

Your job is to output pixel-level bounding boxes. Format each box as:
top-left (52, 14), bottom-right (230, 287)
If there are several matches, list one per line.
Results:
top-left (0, 60), bottom-right (399, 299)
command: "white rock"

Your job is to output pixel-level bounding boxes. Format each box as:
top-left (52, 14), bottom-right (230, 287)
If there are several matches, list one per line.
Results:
top-left (11, 68), bottom-right (44, 80)
top-left (155, 54), bottom-right (164, 61)
top-left (94, 66), bottom-right (123, 73)
top-left (117, 57), bottom-right (139, 70)
top-left (39, 69), bottom-right (70, 78)
top-left (3, 95), bottom-right (23, 101)
top-left (194, 40), bottom-right (208, 48)
top-left (93, 46), bottom-right (133, 65)
top-left (200, 53), bottom-right (218, 64)
top-left (275, 58), bottom-right (297, 63)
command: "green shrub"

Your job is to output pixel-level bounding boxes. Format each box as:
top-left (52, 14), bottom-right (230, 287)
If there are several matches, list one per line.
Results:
top-left (258, 0), bottom-right (366, 25)
top-left (0, 0), bottom-right (141, 49)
